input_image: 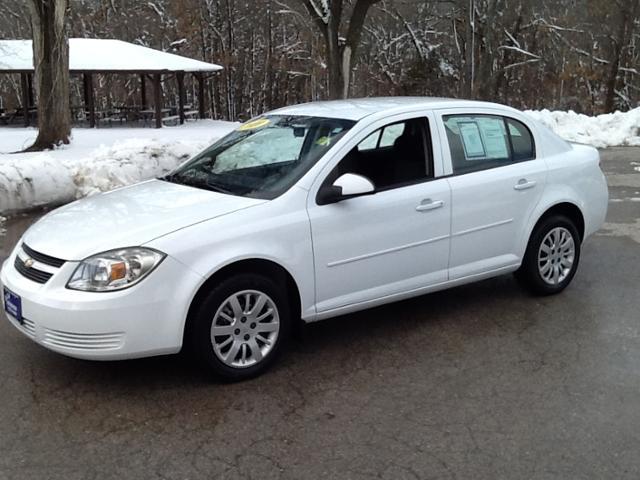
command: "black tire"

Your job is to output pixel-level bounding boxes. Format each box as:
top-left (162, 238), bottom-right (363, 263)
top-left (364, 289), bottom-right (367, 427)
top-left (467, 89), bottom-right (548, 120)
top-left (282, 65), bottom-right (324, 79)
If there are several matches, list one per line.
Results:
top-left (190, 273), bottom-right (291, 381)
top-left (516, 214), bottom-right (581, 296)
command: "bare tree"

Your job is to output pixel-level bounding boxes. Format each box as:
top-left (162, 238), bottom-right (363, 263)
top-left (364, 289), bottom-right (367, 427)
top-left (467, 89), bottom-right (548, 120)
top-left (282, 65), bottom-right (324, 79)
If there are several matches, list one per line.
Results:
top-left (603, 0), bottom-right (640, 112)
top-left (26, 0), bottom-right (71, 151)
top-left (3, 0), bottom-right (640, 118)
top-left (302, 0), bottom-right (381, 99)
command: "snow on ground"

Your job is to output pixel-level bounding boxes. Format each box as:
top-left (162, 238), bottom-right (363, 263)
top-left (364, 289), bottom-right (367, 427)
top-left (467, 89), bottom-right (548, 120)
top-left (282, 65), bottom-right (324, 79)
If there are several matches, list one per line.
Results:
top-left (1, 108), bottom-right (639, 215)
top-left (524, 107), bottom-right (640, 148)
top-left (0, 120), bottom-right (237, 215)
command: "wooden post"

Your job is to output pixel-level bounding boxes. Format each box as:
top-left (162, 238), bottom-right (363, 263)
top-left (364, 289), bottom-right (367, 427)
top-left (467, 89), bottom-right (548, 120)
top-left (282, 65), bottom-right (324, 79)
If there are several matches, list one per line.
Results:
top-left (82, 74), bottom-right (89, 108)
top-left (177, 71), bottom-right (185, 124)
top-left (197, 73), bottom-right (206, 119)
top-left (20, 73), bottom-right (30, 127)
top-left (83, 73), bottom-right (96, 128)
top-left (140, 74), bottom-right (147, 108)
top-left (27, 74), bottom-right (34, 107)
top-left (153, 73), bottom-right (162, 129)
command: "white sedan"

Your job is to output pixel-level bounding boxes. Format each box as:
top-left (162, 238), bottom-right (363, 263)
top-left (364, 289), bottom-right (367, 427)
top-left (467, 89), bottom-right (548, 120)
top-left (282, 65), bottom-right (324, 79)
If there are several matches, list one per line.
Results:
top-left (1, 97), bottom-right (608, 380)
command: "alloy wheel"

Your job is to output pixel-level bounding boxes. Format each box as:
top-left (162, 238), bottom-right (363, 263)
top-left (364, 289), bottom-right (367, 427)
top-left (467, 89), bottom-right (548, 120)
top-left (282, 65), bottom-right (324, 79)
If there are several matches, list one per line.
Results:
top-left (210, 289), bottom-right (280, 368)
top-left (537, 227), bottom-right (575, 285)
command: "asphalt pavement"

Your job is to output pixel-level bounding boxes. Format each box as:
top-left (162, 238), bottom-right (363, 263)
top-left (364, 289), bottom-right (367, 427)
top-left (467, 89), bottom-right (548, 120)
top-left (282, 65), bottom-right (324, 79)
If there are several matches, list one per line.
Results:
top-left (0, 148), bottom-right (639, 479)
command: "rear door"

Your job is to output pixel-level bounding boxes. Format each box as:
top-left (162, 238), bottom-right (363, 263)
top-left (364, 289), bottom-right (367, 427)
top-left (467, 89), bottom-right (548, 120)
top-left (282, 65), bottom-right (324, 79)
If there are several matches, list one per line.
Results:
top-left (436, 110), bottom-right (547, 279)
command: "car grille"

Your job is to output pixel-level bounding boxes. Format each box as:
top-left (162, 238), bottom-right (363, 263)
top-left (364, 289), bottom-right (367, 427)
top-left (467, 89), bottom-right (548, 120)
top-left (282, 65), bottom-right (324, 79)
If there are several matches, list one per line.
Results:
top-left (21, 243), bottom-right (66, 268)
top-left (14, 256), bottom-right (53, 284)
top-left (13, 244), bottom-right (66, 285)
top-left (43, 329), bottom-right (125, 351)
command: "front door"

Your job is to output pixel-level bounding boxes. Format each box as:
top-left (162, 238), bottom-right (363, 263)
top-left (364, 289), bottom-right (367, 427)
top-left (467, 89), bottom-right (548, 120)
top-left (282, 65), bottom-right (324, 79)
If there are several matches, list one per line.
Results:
top-left (307, 115), bottom-right (451, 314)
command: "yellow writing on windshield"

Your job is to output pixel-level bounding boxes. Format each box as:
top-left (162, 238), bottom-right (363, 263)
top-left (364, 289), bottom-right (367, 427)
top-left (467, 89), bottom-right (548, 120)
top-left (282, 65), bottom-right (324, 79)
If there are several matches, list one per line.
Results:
top-left (237, 118), bottom-right (271, 131)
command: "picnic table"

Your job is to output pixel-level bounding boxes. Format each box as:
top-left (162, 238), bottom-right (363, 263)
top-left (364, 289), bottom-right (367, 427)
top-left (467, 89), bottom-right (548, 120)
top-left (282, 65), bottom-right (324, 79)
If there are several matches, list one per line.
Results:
top-left (140, 108), bottom-right (171, 126)
top-left (158, 104), bottom-right (200, 126)
top-left (0, 107), bottom-right (37, 126)
top-left (7, 104), bottom-right (199, 129)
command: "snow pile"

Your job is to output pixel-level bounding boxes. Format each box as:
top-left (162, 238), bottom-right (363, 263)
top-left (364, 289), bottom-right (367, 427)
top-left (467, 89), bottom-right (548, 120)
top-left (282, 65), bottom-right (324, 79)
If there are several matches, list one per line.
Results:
top-left (525, 108), bottom-right (640, 148)
top-left (0, 121), bottom-right (237, 215)
top-left (73, 139), bottom-right (206, 197)
top-left (2, 108), bottom-right (639, 214)
top-left (0, 154), bottom-right (76, 213)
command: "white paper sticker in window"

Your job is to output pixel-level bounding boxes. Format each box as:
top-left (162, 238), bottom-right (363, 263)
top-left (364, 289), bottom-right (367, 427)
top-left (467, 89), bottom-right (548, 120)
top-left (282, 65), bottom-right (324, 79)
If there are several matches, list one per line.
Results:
top-left (458, 121), bottom-right (486, 159)
top-left (477, 118), bottom-right (509, 159)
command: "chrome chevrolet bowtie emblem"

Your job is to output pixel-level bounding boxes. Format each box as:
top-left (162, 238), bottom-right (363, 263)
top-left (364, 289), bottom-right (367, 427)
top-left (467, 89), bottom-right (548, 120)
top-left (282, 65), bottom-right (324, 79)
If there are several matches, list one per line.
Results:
top-left (23, 258), bottom-right (34, 269)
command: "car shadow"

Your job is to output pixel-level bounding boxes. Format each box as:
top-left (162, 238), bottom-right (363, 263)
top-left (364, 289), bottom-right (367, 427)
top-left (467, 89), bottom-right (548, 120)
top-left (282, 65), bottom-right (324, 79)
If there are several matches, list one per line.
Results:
top-left (18, 272), bottom-right (530, 390)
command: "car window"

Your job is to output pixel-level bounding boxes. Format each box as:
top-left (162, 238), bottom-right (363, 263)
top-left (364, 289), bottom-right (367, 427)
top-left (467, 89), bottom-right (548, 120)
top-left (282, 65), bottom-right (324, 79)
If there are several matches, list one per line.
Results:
top-left (357, 131), bottom-right (381, 151)
top-left (166, 115), bottom-right (355, 199)
top-left (329, 118), bottom-right (432, 192)
top-left (444, 114), bottom-right (534, 175)
top-left (216, 127), bottom-right (305, 172)
top-left (379, 123), bottom-right (405, 147)
top-left (506, 118), bottom-right (535, 161)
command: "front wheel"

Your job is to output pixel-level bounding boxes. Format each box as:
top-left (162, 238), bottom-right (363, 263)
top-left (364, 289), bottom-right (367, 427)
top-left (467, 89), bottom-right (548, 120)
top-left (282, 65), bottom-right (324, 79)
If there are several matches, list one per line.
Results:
top-left (516, 215), bottom-right (581, 295)
top-left (191, 273), bottom-right (291, 381)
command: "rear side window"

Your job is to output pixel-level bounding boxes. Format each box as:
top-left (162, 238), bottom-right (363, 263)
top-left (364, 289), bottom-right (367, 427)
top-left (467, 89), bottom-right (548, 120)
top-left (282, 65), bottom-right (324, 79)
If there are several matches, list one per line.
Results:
top-left (506, 118), bottom-right (535, 161)
top-left (444, 115), bottom-right (535, 174)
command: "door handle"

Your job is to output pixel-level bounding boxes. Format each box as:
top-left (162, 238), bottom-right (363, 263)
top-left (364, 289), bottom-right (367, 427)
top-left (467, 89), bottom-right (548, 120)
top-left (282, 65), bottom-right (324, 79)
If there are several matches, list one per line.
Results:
top-left (514, 179), bottom-right (537, 191)
top-left (416, 199), bottom-right (444, 212)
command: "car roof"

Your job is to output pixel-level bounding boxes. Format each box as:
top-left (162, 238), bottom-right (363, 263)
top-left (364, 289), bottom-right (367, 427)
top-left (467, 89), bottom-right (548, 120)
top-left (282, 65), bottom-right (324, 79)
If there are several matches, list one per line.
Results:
top-left (267, 97), bottom-right (515, 121)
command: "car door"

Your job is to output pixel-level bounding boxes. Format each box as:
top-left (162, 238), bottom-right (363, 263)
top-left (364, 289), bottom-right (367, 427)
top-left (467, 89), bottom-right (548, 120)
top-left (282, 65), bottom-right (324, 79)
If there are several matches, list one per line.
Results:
top-left (436, 110), bottom-right (547, 279)
top-left (306, 113), bottom-right (451, 315)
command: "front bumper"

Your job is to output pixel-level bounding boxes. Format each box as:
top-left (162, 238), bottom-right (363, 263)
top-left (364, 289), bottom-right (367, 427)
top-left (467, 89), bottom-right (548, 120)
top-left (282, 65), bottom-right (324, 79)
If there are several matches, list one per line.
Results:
top-left (1, 248), bottom-right (203, 360)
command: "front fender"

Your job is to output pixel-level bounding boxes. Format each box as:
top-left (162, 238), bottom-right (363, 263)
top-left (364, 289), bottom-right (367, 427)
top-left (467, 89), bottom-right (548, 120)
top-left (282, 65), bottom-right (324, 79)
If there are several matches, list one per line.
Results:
top-left (146, 191), bottom-right (316, 336)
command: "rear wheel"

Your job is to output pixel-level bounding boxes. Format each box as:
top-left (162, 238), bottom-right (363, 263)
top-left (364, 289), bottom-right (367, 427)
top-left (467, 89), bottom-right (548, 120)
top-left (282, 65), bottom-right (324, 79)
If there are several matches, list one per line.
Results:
top-left (191, 273), bottom-right (291, 381)
top-left (516, 215), bottom-right (581, 295)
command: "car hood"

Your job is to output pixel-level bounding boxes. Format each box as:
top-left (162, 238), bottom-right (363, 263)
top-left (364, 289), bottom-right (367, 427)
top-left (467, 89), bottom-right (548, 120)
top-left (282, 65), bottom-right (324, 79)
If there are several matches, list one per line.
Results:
top-left (22, 179), bottom-right (266, 260)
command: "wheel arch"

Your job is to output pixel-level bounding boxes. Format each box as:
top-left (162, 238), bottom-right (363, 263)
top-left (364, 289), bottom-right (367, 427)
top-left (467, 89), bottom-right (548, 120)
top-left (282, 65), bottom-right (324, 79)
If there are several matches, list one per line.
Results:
top-left (528, 201), bottom-right (586, 247)
top-left (182, 258), bottom-right (303, 349)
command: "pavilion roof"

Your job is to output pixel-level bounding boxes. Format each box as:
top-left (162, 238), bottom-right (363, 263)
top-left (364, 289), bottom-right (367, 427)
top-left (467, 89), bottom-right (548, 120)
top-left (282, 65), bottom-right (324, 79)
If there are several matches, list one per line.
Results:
top-left (0, 38), bottom-right (223, 74)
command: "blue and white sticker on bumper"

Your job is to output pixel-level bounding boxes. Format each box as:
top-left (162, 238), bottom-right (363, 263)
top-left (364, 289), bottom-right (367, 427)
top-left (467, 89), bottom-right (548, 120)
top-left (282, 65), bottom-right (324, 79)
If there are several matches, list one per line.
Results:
top-left (3, 287), bottom-right (22, 324)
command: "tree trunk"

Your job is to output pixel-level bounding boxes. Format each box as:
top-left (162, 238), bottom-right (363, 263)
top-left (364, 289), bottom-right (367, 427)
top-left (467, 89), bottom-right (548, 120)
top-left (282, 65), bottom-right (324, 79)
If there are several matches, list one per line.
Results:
top-left (603, 0), bottom-right (640, 113)
top-left (26, 0), bottom-right (71, 151)
top-left (339, 0), bottom-right (377, 99)
top-left (476, 0), bottom-right (502, 100)
top-left (462, 0), bottom-right (474, 98)
top-left (303, 0), bottom-right (379, 100)
top-left (326, 16), bottom-right (343, 100)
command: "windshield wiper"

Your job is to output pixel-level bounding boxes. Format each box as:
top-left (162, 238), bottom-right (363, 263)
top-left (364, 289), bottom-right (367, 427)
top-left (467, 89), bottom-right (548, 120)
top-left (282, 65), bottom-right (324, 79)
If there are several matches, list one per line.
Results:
top-left (205, 179), bottom-right (234, 194)
top-left (161, 173), bottom-right (211, 190)
top-left (161, 172), bottom-right (234, 195)
top-left (160, 172), bottom-right (177, 182)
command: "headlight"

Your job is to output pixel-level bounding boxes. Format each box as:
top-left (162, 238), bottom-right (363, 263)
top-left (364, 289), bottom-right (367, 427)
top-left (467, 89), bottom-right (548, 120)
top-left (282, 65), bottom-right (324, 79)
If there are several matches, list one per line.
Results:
top-left (67, 247), bottom-right (166, 292)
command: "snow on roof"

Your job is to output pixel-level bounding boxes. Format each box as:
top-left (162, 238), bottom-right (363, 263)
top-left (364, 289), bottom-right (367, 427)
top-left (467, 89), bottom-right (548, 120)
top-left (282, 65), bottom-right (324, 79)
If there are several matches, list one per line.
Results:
top-left (0, 38), bottom-right (222, 73)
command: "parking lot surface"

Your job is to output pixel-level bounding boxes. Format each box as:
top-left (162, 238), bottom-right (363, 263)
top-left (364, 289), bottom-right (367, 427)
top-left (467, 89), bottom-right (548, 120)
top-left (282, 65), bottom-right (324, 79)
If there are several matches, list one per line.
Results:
top-left (1, 148), bottom-right (639, 479)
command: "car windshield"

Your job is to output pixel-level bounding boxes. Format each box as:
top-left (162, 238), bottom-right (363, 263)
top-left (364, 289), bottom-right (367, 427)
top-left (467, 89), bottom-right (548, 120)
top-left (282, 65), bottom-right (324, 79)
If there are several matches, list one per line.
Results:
top-left (162, 115), bottom-right (355, 199)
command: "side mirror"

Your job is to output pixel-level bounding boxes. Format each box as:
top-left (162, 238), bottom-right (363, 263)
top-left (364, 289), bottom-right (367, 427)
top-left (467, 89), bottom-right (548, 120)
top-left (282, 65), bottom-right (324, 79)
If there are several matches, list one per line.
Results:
top-left (317, 173), bottom-right (375, 205)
